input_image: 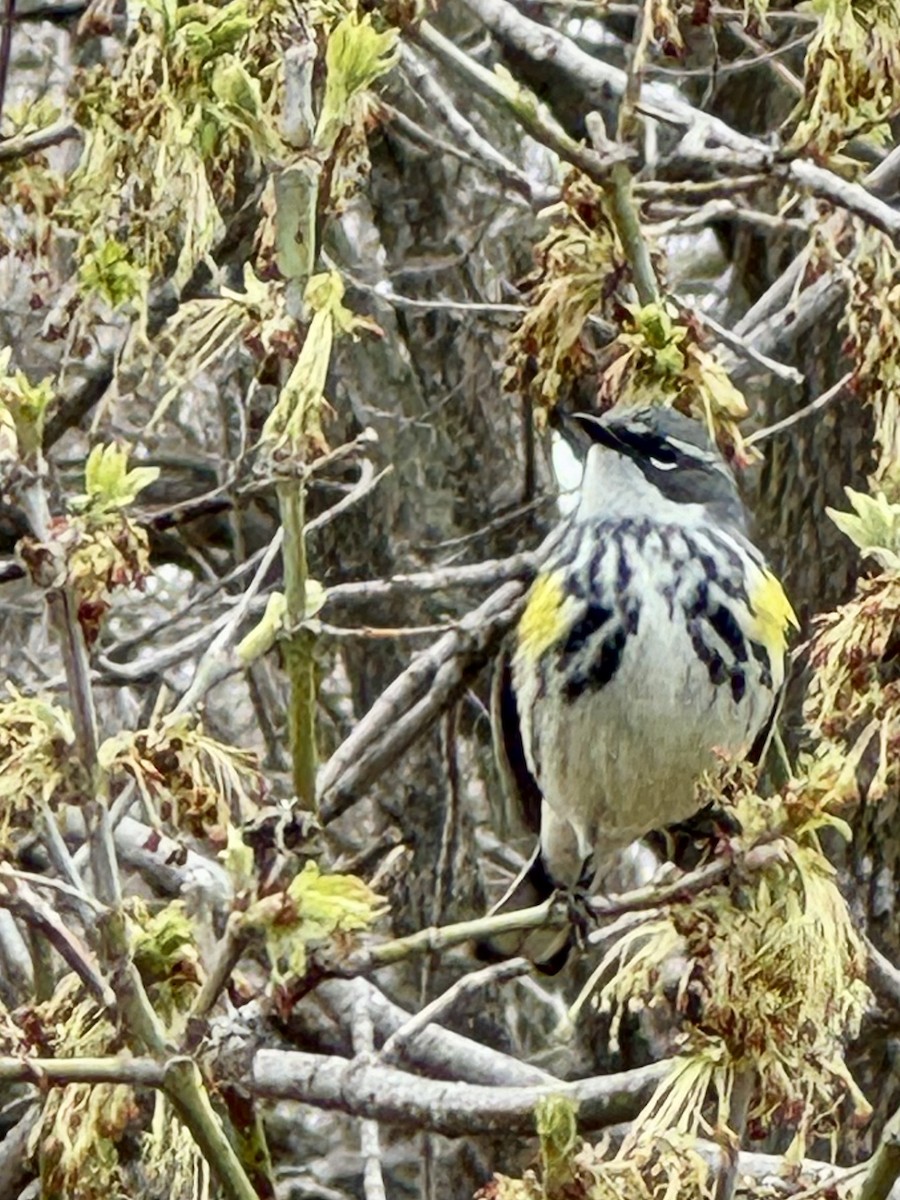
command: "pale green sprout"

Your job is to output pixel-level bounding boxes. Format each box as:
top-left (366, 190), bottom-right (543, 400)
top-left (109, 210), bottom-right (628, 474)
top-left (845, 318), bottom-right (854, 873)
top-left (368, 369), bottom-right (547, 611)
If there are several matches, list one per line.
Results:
top-left (0, 346), bottom-right (55, 462)
top-left (236, 581), bottom-right (326, 665)
top-left (257, 861), bottom-right (388, 984)
top-left (314, 12), bottom-right (399, 152)
top-left (221, 825), bottom-right (256, 895)
top-left (827, 486), bottom-right (900, 570)
top-left (72, 443), bottom-right (160, 515)
top-left (259, 271), bottom-right (378, 455)
top-left (78, 239), bottom-right (146, 309)
top-left (535, 1095), bottom-right (580, 1195)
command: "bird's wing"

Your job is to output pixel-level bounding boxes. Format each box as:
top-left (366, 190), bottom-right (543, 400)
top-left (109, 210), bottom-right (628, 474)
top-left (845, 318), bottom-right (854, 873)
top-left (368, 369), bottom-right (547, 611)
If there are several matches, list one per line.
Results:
top-left (491, 643), bottom-right (543, 837)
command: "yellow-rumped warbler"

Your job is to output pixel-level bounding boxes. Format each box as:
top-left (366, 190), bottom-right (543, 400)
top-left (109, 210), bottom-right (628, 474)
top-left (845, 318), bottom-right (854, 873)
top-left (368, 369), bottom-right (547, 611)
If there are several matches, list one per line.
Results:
top-left (484, 405), bottom-right (797, 970)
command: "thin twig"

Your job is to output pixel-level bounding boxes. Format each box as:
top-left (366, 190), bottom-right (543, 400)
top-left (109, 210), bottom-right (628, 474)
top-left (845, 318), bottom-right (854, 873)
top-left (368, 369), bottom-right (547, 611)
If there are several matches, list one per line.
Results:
top-left (317, 620), bottom-right (455, 639)
top-left (0, 119), bottom-right (79, 160)
top-left (400, 42), bottom-right (538, 202)
top-left (318, 527), bottom-right (563, 817)
top-left (19, 471), bottom-right (256, 1200)
top-left (318, 579), bottom-right (528, 819)
top-left (421, 705), bottom-right (463, 1002)
top-left (172, 529), bottom-right (284, 716)
top-left (0, 869), bottom-right (115, 1009)
top-left (350, 990), bottom-right (388, 1200)
top-left (678, 298), bottom-right (805, 385)
top-left (326, 550), bottom-right (540, 604)
top-left (331, 842), bottom-right (784, 978)
top-left (461, 0), bottom-right (900, 241)
top-left (745, 372), bottom-right (853, 445)
top-left (0, 0), bottom-right (15, 131)
top-left (380, 958), bottom-right (530, 1064)
top-left (584, 110), bottom-right (660, 308)
top-left (189, 914), bottom-right (247, 1022)
top-left (725, 22), bottom-right (804, 95)
top-left (314, 976), bottom-right (555, 1088)
top-left (415, 19), bottom-right (634, 187)
top-left (866, 937), bottom-right (900, 1015)
top-left (868, 143), bottom-right (900, 198)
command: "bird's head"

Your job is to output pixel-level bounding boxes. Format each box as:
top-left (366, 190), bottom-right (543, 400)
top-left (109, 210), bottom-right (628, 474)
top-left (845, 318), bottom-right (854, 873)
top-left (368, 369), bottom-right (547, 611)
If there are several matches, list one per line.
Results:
top-left (573, 405), bottom-right (747, 532)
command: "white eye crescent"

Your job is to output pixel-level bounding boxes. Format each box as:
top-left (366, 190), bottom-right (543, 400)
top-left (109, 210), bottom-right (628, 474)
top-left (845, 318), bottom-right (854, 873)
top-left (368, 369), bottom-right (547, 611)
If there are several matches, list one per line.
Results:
top-left (650, 457), bottom-right (678, 471)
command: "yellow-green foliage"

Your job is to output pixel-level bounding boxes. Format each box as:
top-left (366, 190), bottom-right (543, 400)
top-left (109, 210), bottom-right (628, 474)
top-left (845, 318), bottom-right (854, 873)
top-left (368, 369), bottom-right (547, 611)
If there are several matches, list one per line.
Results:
top-left (39, 1081), bottom-right (137, 1200)
top-left (59, 443), bottom-right (158, 642)
top-left (0, 101), bottom-right (66, 263)
top-left (789, 0), bottom-right (900, 157)
top-left (137, 263), bottom-right (296, 431)
top-left (73, 443), bottom-right (160, 515)
top-left (0, 687), bottom-right (75, 848)
top-left (0, 976), bottom-right (132, 1200)
top-left (573, 768), bottom-right (869, 1158)
top-left (260, 270), bottom-right (379, 458)
top-left (505, 178), bottom-right (749, 457)
top-left (66, 0), bottom-right (288, 300)
top-left (0, 346), bottom-right (55, 464)
top-left (98, 716), bottom-right (264, 837)
top-left (505, 173), bottom-right (623, 420)
top-left (61, 0), bottom-right (400, 308)
top-left (142, 1096), bottom-right (209, 1200)
top-left (249, 859), bottom-right (388, 987)
top-left (536, 1095), bottom-right (580, 1195)
top-left (597, 302), bottom-right (750, 461)
top-left (314, 11), bottom-right (399, 154)
top-left (478, 1114), bottom-right (715, 1199)
top-left (480, 760), bottom-right (869, 1200)
top-left (130, 900), bottom-right (202, 1023)
top-left (806, 516), bottom-right (900, 802)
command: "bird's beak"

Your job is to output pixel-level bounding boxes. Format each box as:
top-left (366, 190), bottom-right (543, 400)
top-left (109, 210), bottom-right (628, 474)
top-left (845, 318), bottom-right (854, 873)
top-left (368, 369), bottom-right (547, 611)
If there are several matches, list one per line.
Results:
top-left (571, 411), bottom-right (618, 450)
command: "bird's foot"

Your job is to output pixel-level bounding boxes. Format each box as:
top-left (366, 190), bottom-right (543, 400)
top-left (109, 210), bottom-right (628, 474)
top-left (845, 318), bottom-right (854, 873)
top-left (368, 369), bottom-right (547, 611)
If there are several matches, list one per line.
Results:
top-left (564, 887), bottom-right (599, 953)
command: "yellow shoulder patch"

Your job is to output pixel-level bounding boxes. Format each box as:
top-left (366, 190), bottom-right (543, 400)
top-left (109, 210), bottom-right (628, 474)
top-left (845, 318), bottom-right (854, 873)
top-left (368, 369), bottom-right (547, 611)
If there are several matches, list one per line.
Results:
top-left (748, 568), bottom-right (799, 658)
top-left (517, 571), bottom-right (573, 664)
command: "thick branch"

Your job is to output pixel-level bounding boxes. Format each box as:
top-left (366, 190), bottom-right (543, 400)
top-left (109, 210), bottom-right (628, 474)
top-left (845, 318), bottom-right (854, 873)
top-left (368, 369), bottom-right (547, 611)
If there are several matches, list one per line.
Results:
top-left (0, 1055), bottom-right (164, 1087)
top-left (249, 1048), bottom-right (669, 1136)
top-left (858, 1101), bottom-right (900, 1200)
top-left (318, 579), bottom-right (527, 818)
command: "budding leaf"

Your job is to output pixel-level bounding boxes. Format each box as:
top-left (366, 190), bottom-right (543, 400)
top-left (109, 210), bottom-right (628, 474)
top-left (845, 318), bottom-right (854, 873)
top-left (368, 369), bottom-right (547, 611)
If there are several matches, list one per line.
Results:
top-left (77, 443), bottom-right (160, 513)
top-left (314, 13), bottom-right (399, 153)
top-left (827, 487), bottom-right (900, 570)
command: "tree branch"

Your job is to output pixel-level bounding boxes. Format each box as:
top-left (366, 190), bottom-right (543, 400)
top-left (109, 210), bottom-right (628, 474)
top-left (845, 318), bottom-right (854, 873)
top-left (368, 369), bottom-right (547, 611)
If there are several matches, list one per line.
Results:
top-left (0, 870), bottom-right (114, 1010)
top-left (858, 1100), bottom-right (900, 1200)
top-left (459, 0), bottom-right (900, 241)
top-left (0, 119), bottom-right (79, 161)
top-left (415, 19), bottom-right (634, 186)
top-left (249, 1048), bottom-right (670, 1136)
top-left (318, 578), bottom-right (526, 818)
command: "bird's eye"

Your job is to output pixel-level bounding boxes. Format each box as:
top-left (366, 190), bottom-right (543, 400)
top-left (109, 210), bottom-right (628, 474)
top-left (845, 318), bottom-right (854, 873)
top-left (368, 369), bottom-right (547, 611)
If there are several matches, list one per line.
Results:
top-left (650, 456), bottom-right (678, 471)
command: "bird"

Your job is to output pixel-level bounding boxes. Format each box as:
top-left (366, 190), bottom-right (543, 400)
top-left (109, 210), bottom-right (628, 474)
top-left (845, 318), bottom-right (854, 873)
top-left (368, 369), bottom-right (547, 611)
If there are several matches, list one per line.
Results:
top-left (481, 404), bottom-right (797, 971)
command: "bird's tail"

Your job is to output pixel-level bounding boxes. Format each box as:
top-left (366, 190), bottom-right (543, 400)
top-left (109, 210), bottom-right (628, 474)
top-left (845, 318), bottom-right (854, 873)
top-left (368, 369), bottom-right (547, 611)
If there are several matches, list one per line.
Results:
top-left (474, 846), bottom-right (572, 974)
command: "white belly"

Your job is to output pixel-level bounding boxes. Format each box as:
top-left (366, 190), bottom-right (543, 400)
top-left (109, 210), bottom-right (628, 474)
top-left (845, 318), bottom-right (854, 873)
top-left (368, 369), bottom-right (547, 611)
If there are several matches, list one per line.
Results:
top-left (513, 554), bottom-right (774, 889)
